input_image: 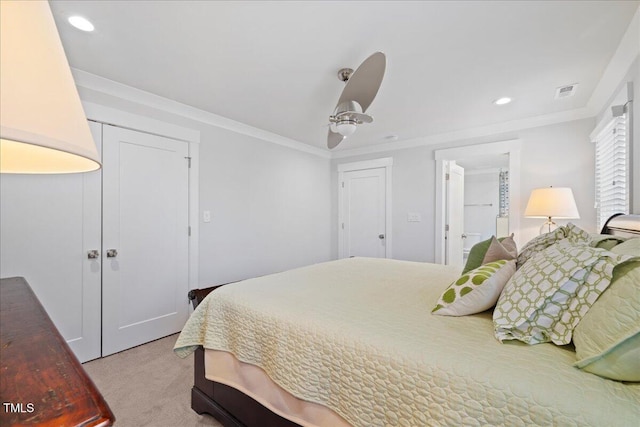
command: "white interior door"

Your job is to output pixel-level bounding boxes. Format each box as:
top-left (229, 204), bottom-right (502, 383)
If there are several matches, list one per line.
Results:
top-left (341, 168), bottom-right (387, 258)
top-left (446, 161), bottom-right (465, 267)
top-left (0, 121), bottom-right (102, 362)
top-left (102, 125), bottom-right (190, 356)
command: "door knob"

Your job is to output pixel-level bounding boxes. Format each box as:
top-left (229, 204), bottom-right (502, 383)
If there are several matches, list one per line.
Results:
top-left (378, 234), bottom-right (385, 240)
top-left (87, 250), bottom-right (99, 259)
top-left (106, 249), bottom-right (118, 258)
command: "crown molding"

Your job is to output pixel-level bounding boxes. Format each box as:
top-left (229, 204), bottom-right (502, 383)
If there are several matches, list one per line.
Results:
top-left (71, 68), bottom-right (331, 159)
top-left (331, 107), bottom-right (594, 159)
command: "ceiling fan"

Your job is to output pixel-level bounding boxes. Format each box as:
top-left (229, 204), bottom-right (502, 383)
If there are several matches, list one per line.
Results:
top-left (327, 52), bottom-right (386, 149)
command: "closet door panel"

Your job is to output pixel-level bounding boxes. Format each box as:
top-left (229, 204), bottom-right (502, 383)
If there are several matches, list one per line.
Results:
top-left (0, 121), bottom-right (102, 362)
top-left (101, 125), bottom-right (189, 356)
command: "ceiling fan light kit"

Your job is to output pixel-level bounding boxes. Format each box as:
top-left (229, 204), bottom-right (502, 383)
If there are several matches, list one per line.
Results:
top-left (336, 121), bottom-right (358, 136)
top-left (327, 52), bottom-right (386, 149)
top-left (329, 100), bottom-right (373, 136)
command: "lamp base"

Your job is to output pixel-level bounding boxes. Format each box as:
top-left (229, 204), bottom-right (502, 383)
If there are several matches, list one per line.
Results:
top-left (539, 217), bottom-right (558, 235)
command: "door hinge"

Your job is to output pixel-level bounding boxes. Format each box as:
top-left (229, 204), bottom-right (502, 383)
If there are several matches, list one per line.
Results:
top-left (341, 222), bottom-right (345, 229)
top-left (185, 156), bottom-right (192, 168)
top-left (445, 224), bottom-right (450, 231)
top-left (341, 182), bottom-right (345, 188)
top-left (445, 173), bottom-right (450, 180)
top-left (188, 226), bottom-right (191, 236)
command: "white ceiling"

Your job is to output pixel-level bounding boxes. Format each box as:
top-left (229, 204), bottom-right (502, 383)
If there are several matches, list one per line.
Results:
top-left (50, 1), bottom-right (639, 152)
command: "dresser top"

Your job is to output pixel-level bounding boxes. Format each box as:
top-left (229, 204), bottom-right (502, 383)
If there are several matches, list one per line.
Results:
top-left (0, 277), bottom-right (114, 426)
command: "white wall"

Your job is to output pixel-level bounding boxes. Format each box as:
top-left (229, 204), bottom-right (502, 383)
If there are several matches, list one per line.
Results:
top-left (635, 59), bottom-right (640, 214)
top-left (635, 59), bottom-right (640, 213)
top-left (198, 126), bottom-right (331, 285)
top-left (331, 145), bottom-right (436, 262)
top-left (331, 118), bottom-right (596, 262)
top-left (518, 119), bottom-right (596, 243)
top-left (77, 88), bottom-right (332, 287)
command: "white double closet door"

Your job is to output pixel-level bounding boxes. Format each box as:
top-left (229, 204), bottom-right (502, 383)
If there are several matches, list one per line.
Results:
top-left (0, 122), bottom-right (190, 361)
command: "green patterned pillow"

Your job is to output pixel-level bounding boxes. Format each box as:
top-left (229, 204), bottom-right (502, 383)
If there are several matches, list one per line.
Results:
top-left (494, 240), bottom-right (634, 345)
top-left (516, 227), bottom-right (565, 269)
top-left (433, 260), bottom-right (516, 316)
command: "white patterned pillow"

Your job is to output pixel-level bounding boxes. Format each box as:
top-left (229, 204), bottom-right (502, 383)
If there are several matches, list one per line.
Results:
top-left (563, 222), bottom-right (591, 244)
top-left (516, 227), bottom-right (565, 269)
top-left (432, 260), bottom-right (516, 316)
top-left (494, 240), bottom-right (634, 345)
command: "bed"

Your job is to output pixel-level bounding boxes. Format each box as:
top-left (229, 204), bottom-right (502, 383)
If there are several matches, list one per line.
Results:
top-left (174, 214), bottom-right (640, 427)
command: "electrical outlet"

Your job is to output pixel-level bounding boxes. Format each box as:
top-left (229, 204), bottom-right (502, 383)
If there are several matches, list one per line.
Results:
top-left (203, 211), bottom-right (211, 223)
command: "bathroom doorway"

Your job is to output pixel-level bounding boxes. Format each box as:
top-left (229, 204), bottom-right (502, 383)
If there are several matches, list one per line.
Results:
top-left (434, 140), bottom-right (522, 264)
top-left (456, 155), bottom-right (509, 262)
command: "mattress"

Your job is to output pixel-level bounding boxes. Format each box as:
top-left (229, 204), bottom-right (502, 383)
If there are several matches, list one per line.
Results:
top-left (174, 257), bottom-right (640, 426)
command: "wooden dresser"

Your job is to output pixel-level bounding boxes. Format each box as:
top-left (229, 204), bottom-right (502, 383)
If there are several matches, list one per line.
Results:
top-left (0, 277), bottom-right (115, 426)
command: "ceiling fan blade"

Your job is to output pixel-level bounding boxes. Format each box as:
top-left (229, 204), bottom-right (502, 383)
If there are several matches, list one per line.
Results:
top-left (357, 114), bottom-right (373, 124)
top-left (327, 128), bottom-right (345, 149)
top-left (337, 52), bottom-right (386, 113)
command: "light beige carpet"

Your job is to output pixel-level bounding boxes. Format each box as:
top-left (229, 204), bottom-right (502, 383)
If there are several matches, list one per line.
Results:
top-left (83, 334), bottom-right (222, 427)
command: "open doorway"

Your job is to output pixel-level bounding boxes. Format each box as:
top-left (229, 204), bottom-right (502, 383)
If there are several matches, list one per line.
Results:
top-left (434, 140), bottom-right (522, 265)
top-left (457, 155), bottom-right (509, 264)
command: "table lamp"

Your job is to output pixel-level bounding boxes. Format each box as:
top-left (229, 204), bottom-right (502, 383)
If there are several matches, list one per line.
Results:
top-left (525, 187), bottom-right (580, 234)
top-left (0, 0), bottom-right (100, 174)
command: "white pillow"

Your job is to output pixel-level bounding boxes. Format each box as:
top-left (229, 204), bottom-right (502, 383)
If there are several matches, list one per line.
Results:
top-left (482, 235), bottom-right (517, 264)
top-left (516, 227), bottom-right (565, 269)
top-left (432, 260), bottom-right (516, 316)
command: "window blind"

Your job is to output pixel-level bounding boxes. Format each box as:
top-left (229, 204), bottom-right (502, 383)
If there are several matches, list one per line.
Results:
top-left (594, 114), bottom-right (628, 230)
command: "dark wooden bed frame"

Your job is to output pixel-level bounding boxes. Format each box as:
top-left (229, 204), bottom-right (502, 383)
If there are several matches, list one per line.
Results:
top-left (189, 214), bottom-right (640, 427)
top-left (191, 347), bottom-right (299, 427)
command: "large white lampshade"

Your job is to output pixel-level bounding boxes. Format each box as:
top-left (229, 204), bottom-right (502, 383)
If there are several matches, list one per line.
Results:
top-left (525, 187), bottom-right (580, 234)
top-left (0, 0), bottom-right (100, 174)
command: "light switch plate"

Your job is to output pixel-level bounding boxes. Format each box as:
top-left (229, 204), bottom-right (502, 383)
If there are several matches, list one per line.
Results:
top-left (407, 212), bottom-right (421, 222)
top-left (203, 211), bottom-right (211, 223)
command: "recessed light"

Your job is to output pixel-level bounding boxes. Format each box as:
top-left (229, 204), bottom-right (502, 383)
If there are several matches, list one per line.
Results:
top-left (68, 16), bottom-right (94, 32)
top-left (493, 97), bottom-right (512, 106)
top-left (385, 135), bottom-right (399, 141)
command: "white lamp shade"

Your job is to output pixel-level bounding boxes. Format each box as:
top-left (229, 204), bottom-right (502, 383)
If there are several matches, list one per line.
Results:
top-left (524, 187), bottom-right (580, 219)
top-left (0, 0), bottom-right (100, 173)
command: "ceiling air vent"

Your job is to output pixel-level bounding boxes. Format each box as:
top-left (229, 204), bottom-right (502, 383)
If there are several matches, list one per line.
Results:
top-left (555, 84), bottom-right (578, 99)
